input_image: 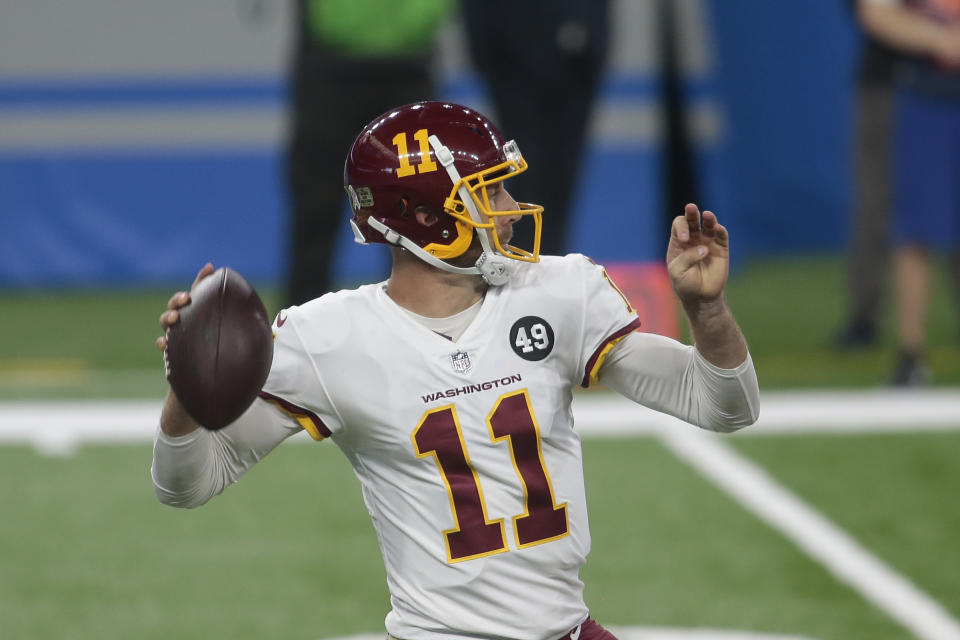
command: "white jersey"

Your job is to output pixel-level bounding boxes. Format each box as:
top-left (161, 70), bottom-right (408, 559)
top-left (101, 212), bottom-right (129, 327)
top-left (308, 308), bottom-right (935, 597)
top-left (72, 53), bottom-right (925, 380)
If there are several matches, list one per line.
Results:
top-left (260, 254), bottom-right (639, 639)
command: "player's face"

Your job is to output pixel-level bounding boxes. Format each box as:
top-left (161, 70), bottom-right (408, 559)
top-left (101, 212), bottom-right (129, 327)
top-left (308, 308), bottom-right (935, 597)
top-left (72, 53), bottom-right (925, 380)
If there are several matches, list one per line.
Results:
top-left (447, 183), bottom-right (521, 269)
top-left (485, 183), bottom-right (521, 245)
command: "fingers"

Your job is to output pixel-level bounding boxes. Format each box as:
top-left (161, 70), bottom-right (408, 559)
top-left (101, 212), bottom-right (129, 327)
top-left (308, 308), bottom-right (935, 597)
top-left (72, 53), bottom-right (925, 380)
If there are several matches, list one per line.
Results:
top-left (159, 308), bottom-right (180, 328)
top-left (672, 204), bottom-right (704, 243)
top-left (671, 215), bottom-right (694, 243)
top-left (671, 245), bottom-right (709, 271)
top-left (701, 210), bottom-right (716, 236)
top-left (160, 291), bottom-right (189, 328)
top-left (713, 222), bottom-right (729, 248)
top-left (157, 307), bottom-right (179, 352)
top-left (156, 264), bottom-right (212, 353)
top-left (700, 210), bottom-right (728, 245)
top-left (192, 262), bottom-right (215, 289)
top-left (166, 291), bottom-right (189, 311)
top-left (673, 205), bottom-right (727, 246)
top-left (684, 203), bottom-right (701, 231)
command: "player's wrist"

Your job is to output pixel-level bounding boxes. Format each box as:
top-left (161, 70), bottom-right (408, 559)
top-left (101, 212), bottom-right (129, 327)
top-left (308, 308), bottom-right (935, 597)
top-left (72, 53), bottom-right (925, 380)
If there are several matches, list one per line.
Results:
top-left (682, 296), bottom-right (732, 332)
top-left (678, 290), bottom-right (726, 313)
top-left (160, 389), bottom-right (201, 437)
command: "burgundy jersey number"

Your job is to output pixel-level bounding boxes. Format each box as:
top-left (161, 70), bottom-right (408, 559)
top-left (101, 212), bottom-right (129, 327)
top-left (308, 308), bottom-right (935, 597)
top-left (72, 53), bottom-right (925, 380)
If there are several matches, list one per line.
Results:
top-left (412, 390), bottom-right (569, 562)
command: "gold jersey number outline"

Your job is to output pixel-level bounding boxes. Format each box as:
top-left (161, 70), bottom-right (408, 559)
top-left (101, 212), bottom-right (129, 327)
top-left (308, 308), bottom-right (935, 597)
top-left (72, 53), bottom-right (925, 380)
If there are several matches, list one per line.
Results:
top-left (412, 390), bottom-right (570, 563)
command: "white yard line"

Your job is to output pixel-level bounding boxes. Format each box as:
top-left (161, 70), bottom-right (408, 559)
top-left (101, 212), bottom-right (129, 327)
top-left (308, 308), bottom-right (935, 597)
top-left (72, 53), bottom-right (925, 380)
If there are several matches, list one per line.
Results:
top-left (659, 425), bottom-right (960, 640)
top-left (324, 630), bottom-right (816, 640)
top-left (571, 388), bottom-right (960, 437)
top-left (0, 400), bottom-right (164, 455)
top-left (0, 389), bottom-right (958, 454)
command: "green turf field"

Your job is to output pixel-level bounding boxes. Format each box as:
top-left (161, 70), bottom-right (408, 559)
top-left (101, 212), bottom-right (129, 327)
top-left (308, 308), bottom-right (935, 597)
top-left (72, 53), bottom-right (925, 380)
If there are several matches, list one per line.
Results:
top-left (2, 431), bottom-right (958, 640)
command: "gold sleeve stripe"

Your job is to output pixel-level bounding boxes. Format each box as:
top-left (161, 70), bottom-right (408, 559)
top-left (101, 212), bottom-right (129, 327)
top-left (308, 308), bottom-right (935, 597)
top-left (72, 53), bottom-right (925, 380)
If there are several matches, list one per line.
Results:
top-left (258, 391), bottom-right (330, 441)
top-left (581, 318), bottom-right (642, 388)
top-left (601, 268), bottom-right (635, 314)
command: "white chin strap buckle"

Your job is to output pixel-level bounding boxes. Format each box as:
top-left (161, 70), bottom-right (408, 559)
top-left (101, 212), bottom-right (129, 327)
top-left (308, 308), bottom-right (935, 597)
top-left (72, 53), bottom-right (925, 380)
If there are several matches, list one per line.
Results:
top-left (475, 252), bottom-right (513, 286)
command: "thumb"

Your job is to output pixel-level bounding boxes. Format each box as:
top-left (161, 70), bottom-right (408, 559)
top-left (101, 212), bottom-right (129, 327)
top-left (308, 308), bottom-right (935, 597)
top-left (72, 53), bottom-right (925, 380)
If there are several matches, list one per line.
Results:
top-left (192, 263), bottom-right (215, 289)
top-left (670, 245), bottom-right (708, 272)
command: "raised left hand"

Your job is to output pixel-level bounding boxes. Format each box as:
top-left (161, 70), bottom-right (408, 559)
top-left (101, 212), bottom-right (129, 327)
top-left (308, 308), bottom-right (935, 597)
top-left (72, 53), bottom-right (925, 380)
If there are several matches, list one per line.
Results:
top-left (666, 203), bottom-right (730, 304)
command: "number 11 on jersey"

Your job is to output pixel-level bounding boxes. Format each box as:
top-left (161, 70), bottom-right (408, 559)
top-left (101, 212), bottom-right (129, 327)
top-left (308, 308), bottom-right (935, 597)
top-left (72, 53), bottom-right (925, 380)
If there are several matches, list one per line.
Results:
top-left (412, 390), bottom-right (569, 563)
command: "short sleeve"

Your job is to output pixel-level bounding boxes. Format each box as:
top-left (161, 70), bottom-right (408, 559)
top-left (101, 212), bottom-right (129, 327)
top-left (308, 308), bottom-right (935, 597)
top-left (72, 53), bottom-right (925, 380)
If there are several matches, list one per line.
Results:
top-left (573, 255), bottom-right (643, 387)
top-left (258, 307), bottom-right (341, 441)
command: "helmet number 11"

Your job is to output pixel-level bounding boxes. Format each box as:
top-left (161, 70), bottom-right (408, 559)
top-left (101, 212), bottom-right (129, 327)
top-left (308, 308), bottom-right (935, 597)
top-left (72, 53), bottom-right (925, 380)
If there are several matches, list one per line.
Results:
top-left (392, 128), bottom-right (438, 178)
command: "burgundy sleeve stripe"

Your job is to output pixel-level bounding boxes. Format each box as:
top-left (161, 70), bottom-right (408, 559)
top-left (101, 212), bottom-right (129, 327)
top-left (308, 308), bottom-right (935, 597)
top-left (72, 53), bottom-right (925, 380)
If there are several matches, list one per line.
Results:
top-left (580, 318), bottom-right (643, 388)
top-left (258, 391), bottom-right (333, 439)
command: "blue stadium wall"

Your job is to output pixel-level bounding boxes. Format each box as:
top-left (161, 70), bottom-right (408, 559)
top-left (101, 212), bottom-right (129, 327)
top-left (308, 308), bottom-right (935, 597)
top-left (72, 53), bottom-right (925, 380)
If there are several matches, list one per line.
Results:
top-left (0, 0), bottom-right (858, 288)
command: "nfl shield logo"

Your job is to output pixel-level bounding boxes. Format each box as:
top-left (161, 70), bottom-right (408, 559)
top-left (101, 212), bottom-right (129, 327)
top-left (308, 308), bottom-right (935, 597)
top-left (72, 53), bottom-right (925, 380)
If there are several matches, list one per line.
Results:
top-left (450, 350), bottom-right (472, 374)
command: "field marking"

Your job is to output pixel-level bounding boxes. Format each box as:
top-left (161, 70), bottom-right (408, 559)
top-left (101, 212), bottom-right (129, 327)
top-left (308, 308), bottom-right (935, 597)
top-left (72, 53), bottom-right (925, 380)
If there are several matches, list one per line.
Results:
top-left (323, 628), bottom-right (816, 640)
top-left (659, 425), bottom-right (960, 640)
top-left (0, 389), bottom-right (958, 455)
top-left (572, 388), bottom-right (960, 436)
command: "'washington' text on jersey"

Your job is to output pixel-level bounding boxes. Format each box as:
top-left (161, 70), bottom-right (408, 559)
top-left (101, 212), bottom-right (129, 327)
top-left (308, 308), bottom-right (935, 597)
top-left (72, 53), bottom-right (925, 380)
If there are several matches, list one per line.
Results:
top-left (421, 374), bottom-right (523, 403)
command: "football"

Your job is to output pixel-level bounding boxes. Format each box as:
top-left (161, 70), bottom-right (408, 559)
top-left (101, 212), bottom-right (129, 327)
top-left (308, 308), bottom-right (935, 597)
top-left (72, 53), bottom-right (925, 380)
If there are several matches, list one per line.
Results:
top-left (165, 267), bottom-right (274, 430)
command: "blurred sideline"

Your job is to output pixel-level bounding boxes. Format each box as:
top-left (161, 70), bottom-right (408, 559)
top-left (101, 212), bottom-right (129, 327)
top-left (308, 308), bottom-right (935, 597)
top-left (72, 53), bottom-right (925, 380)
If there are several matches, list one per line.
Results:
top-left (1, 389), bottom-right (958, 456)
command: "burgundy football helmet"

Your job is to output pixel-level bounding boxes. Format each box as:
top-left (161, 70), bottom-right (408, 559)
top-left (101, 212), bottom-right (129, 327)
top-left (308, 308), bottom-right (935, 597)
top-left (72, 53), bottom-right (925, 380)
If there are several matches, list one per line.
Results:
top-left (343, 101), bottom-right (543, 285)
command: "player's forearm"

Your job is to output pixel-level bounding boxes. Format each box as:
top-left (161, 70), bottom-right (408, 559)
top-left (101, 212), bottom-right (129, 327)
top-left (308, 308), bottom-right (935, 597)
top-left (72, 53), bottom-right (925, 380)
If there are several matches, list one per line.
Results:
top-left (858, 1), bottom-right (954, 58)
top-left (598, 331), bottom-right (759, 432)
top-left (152, 399), bottom-right (299, 508)
top-left (151, 425), bottom-right (219, 508)
top-left (153, 390), bottom-right (231, 508)
top-left (682, 297), bottom-right (749, 369)
top-left (687, 350), bottom-right (760, 432)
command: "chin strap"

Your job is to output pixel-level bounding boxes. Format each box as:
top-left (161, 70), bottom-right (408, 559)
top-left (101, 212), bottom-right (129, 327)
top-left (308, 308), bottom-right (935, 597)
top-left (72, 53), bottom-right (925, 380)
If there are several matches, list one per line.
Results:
top-left (474, 251), bottom-right (512, 286)
top-left (365, 217), bottom-right (478, 277)
top-left (365, 217), bottom-right (514, 286)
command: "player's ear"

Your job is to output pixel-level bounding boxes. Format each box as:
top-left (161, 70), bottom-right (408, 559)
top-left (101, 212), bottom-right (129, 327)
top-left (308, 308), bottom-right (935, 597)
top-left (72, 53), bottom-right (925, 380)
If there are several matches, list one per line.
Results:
top-left (414, 205), bottom-right (439, 227)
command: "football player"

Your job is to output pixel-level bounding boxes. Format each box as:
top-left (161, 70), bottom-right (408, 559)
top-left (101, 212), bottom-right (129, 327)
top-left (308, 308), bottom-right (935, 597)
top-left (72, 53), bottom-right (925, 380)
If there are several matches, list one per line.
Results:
top-left (153, 101), bottom-right (759, 640)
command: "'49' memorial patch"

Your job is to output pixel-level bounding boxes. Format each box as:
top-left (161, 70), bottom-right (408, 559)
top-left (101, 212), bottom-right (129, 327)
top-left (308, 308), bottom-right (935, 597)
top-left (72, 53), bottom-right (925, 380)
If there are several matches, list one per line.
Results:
top-left (509, 316), bottom-right (554, 362)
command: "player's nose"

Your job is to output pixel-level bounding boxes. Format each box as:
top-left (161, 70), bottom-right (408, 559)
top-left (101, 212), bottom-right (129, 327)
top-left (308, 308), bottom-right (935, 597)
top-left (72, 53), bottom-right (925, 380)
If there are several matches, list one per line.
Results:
top-left (500, 211), bottom-right (521, 228)
top-left (501, 188), bottom-right (520, 212)
top-left (498, 190), bottom-right (522, 225)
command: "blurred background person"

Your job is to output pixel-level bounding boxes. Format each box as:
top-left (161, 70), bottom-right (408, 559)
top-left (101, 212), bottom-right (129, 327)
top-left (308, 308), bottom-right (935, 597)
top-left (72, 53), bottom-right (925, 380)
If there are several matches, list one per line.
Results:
top-left (857, 0), bottom-right (960, 385)
top-left (459, 0), bottom-right (611, 257)
top-left (655, 0), bottom-right (702, 241)
top-left (285, 0), bottom-right (451, 307)
top-left (833, 2), bottom-right (901, 351)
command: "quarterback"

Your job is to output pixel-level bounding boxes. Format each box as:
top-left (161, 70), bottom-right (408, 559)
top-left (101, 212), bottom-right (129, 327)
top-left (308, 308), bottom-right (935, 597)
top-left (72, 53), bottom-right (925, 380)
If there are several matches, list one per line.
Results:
top-left (152, 102), bottom-right (760, 640)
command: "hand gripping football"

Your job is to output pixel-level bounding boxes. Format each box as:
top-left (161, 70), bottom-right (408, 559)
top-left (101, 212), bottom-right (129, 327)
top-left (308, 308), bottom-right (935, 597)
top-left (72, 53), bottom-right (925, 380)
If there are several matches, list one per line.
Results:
top-left (165, 267), bottom-right (274, 429)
